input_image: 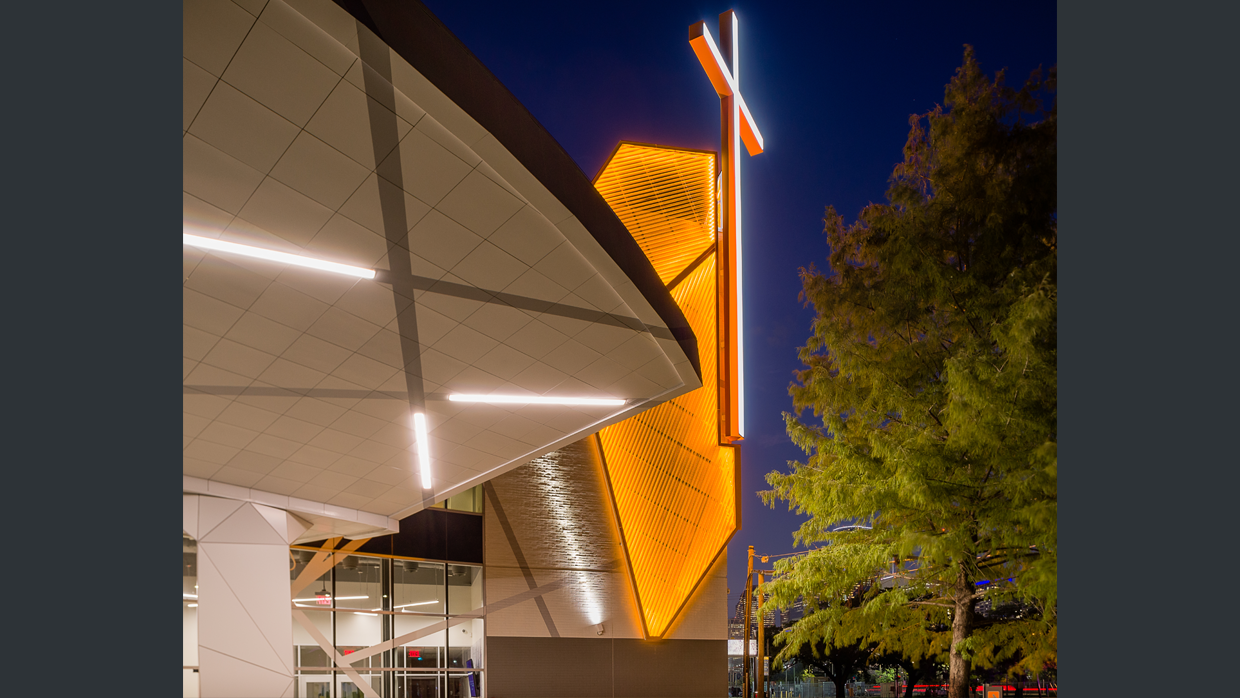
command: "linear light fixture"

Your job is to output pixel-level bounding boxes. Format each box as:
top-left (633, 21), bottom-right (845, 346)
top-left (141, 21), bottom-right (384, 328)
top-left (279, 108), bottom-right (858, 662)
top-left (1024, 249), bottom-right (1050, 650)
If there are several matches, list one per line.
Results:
top-left (291, 595), bottom-right (370, 602)
top-left (413, 412), bottom-right (432, 489)
top-left (188, 603), bottom-right (198, 607)
top-left (183, 232), bottom-right (376, 279)
top-left (183, 594), bottom-right (197, 599)
top-left (394, 600), bottom-right (438, 609)
top-left (448, 394), bottom-right (625, 406)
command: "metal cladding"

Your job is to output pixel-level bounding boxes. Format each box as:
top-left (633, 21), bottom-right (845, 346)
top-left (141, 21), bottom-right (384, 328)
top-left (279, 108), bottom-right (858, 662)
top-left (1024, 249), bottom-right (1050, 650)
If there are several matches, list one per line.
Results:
top-left (593, 143), bottom-right (738, 639)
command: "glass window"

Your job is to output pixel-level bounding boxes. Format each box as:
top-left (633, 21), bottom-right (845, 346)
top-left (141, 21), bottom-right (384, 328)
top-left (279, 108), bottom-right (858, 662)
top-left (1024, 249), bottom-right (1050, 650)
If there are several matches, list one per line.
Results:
top-left (448, 618), bottom-right (484, 669)
top-left (394, 560), bottom-right (445, 614)
top-left (334, 555), bottom-right (384, 611)
top-left (446, 672), bottom-right (481, 698)
top-left (447, 565), bottom-right (483, 614)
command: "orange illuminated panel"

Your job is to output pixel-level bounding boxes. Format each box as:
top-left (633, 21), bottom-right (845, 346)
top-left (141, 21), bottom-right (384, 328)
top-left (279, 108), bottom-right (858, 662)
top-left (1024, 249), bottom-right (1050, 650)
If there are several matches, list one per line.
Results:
top-left (594, 143), bottom-right (737, 638)
top-left (594, 144), bottom-right (717, 285)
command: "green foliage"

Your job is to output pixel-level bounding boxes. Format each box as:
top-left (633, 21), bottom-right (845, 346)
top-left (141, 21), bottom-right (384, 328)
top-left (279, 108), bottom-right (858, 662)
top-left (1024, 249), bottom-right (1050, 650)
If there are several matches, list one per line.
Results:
top-left (761, 46), bottom-right (1056, 696)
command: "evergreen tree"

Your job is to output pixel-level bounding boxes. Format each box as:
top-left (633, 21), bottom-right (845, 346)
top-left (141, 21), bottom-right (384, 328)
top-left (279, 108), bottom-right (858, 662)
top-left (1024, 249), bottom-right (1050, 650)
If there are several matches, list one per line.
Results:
top-left (761, 47), bottom-right (1056, 698)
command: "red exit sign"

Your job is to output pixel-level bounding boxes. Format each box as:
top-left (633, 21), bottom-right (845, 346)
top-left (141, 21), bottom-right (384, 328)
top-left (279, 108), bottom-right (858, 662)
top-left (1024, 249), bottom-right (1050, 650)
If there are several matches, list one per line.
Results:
top-left (408, 650), bottom-right (420, 658)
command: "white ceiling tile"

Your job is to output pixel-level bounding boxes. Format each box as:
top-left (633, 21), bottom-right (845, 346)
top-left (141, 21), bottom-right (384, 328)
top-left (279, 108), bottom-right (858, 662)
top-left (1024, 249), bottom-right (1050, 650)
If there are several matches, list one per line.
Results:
top-left (533, 242), bottom-right (596, 292)
top-left (342, 478), bottom-right (390, 498)
top-left (369, 421), bottom-right (414, 450)
top-left (450, 241), bottom-right (527, 291)
top-left (306, 214), bottom-right (389, 268)
top-left (281, 0), bottom-right (359, 54)
top-left (269, 460), bottom-right (320, 483)
top-left (184, 0), bottom-right (255, 77)
top-left (210, 466), bottom-right (266, 489)
top-left (232, 0), bottom-right (267, 17)
top-left (640, 354), bottom-right (685, 390)
top-left (376, 128), bottom-right (472, 206)
top-left (185, 412), bottom-right (211, 439)
top-left (183, 357), bottom-right (198, 381)
top-left (226, 450), bottom-right (283, 475)
top-left (216, 401), bottom-right (283, 432)
top-left (500, 268), bottom-right (570, 305)
top-left (574, 323), bottom-right (635, 357)
top-left (579, 356), bottom-right (630, 391)
top-left (349, 398), bottom-right (409, 423)
top-left (185, 438), bottom-right (242, 465)
top-left (308, 428), bottom-right (365, 455)
top-left (502, 319), bottom-right (569, 360)
top-left (334, 354), bottom-right (400, 390)
top-left (256, 357), bottom-right (328, 388)
top-left (353, 329), bottom-right (404, 370)
top-left (233, 379), bottom-right (302, 413)
top-left (184, 458), bottom-right (223, 479)
top-left (305, 81), bottom-right (410, 169)
top-left (185, 361), bottom-right (252, 389)
top-left (437, 170), bottom-right (524, 238)
top-left (509, 362), bottom-right (570, 394)
top-left (441, 366), bottom-right (506, 394)
top-left (462, 304), bottom-right (534, 344)
top-left (272, 265), bottom-right (360, 306)
top-left (183, 191), bottom-right (236, 237)
top-left (361, 463), bottom-right (411, 486)
top-left (189, 81), bottom-right (300, 173)
top-left (253, 474), bottom-right (305, 495)
top-left (414, 347), bottom-right (469, 387)
top-left (183, 135), bottom-right (265, 215)
top-left (386, 54), bottom-right (484, 145)
top-left (223, 312), bottom-right (302, 356)
top-left (488, 414), bottom-right (543, 443)
top-left (414, 289), bottom-right (483, 327)
top-left (541, 340), bottom-right (603, 376)
top-left (200, 338), bottom-right (279, 380)
top-left (406, 210), bottom-right (483, 271)
top-left (184, 391), bottom-right (233, 420)
top-left (184, 255), bottom-right (277, 310)
top-left (344, 58), bottom-right (426, 126)
top-left (266, 414), bottom-right (323, 443)
top-left (473, 160), bottom-right (527, 203)
top-left (432, 325), bottom-right (498, 366)
top-left (184, 58), bottom-right (217, 130)
top-left (414, 114), bottom-right (481, 167)
top-left (305, 306), bottom-right (382, 352)
top-left (328, 492), bottom-right (373, 510)
top-left (246, 433), bottom-right (302, 459)
top-left (309, 375), bottom-right (367, 408)
top-left (283, 397), bottom-right (347, 427)
top-left (248, 280), bottom-right (331, 332)
top-left (307, 469), bottom-right (358, 491)
top-left (428, 417), bottom-right (484, 446)
top-left (222, 22), bottom-right (339, 127)
top-left (437, 444), bottom-right (491, 470)
top-left (604, 371), bottom-right (662, 401)
top-left (468, 431), bottom-right (529, 460)
top-left (288, 444), bottom-right (342, 468)
top-left (469, 344), bottom-right (536, 382)
top-left (330, 456), bottom-right (382, 479)
top-left (237, 177), bottom-right (334, 248)
top-left (330, 410), bottom-right (389, 439)
top-left (184, 325), bottom-right (220, 361)
top-left (486, 203), bottom-right (565, 267)
top-left (609, 334), bottom-right (665, 372)
top-left (334, 278), bottom-right (405, 328)
top-left (281, 333), bottom-right (352, 374)
top-left (338, 174), bottom-right (432, 238)
top-left (258, 0), bottom-right (354, 74)
top-left (198, 421), bottom-right (262, 449)
top-left (270, 132), bottom-right (370, 210)
top-left (572, 274), bottom-right (627, 314)
top-left (537, 312), bottom-right (592, 339)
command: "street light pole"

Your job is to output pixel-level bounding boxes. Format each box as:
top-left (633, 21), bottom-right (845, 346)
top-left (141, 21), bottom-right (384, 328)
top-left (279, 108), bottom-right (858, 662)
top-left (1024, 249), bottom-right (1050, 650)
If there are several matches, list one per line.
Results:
top-left (744, 546), bottom-right (753, 698)
top-left (756, 569), bottom-right (765, 698)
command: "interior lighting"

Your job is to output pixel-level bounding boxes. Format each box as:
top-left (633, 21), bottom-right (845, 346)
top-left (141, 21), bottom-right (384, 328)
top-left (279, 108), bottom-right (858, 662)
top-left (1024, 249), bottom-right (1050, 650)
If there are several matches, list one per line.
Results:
top-left (448, 394), bottom-right (625, 406)
top-left (188, 603), bottom-right (198, 608)
top-left (183, 232), bottom-right (376, 279)
top-left (413, 412), bottom-right (432, 489)
top-left (291, 595), bottom-right (369, 602)
top-left (394, 600), bottom-right (437, 609)
top-left (183, 594), bottom-right (197, 599)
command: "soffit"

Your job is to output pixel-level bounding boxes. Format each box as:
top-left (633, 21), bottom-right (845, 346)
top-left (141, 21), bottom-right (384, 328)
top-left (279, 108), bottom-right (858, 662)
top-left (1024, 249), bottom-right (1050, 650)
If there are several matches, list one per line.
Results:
top-left (183, 0), bottom-right (700, 520)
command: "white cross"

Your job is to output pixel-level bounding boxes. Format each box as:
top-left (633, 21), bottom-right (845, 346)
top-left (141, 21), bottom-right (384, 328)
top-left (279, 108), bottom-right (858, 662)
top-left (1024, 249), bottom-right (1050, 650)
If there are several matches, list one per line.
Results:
top-left (690, 10), bottom-right (764, 442)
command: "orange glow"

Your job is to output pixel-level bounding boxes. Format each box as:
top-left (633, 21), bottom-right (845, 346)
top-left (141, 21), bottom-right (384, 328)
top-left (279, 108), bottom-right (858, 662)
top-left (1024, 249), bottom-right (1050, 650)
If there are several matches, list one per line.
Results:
top-left (594, 143), bottom-right (738, 638)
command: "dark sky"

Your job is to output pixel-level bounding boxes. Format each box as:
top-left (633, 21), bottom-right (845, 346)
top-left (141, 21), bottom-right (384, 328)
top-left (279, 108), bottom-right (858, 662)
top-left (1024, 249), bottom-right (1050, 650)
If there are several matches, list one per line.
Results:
top-left (419, 0), bottom-right (1057, 615)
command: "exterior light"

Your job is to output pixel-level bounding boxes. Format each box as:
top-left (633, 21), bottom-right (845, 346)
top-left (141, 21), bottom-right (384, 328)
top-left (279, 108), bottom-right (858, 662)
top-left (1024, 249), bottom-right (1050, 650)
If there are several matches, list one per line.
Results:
top-left (413, 412), bottom-right (432, 489)
top-left (448, 394), bottom-right (625, 406)
top-left (183, 231), bottom-right (376, 279)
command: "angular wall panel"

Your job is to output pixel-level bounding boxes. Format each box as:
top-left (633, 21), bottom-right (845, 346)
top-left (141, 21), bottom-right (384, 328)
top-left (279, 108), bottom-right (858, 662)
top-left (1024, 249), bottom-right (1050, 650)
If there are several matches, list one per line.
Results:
top-left (593, 144), bottom-right (738, 638)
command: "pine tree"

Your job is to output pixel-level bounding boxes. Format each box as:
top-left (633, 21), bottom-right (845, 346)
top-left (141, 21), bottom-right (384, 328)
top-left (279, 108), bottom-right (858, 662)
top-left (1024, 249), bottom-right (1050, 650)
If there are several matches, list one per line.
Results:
top-left (762, 47), bottom-right (1056, 698)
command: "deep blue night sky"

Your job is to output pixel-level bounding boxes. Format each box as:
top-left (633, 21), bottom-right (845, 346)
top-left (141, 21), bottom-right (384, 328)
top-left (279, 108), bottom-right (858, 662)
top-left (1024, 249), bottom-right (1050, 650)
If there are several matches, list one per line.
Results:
top-left (418, 0), bottom-right (1057, 615)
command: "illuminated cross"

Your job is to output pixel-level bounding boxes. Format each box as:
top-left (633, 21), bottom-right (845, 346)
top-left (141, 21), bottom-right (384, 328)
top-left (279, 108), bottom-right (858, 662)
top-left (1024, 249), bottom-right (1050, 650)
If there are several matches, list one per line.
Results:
top-left (690, 10), bottom-right (764, 442)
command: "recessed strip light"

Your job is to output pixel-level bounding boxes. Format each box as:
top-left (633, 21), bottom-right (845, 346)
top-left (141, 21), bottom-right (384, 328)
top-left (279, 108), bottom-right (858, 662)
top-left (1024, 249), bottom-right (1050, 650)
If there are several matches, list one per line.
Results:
top-left (291, 595), bottom-right (370, 602)
top-left (413, 412), bottom-right (432, 489)
top-left (394, 600), bottom-right (438, 609)
top-left (188, 603), bottom-right (198, 608)
top-left (183, 594), bottom-right (197, 599)
top-left (448, 394), bottom-right (625, 406)
top-left (183, 232), bottom-right (376, 279)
